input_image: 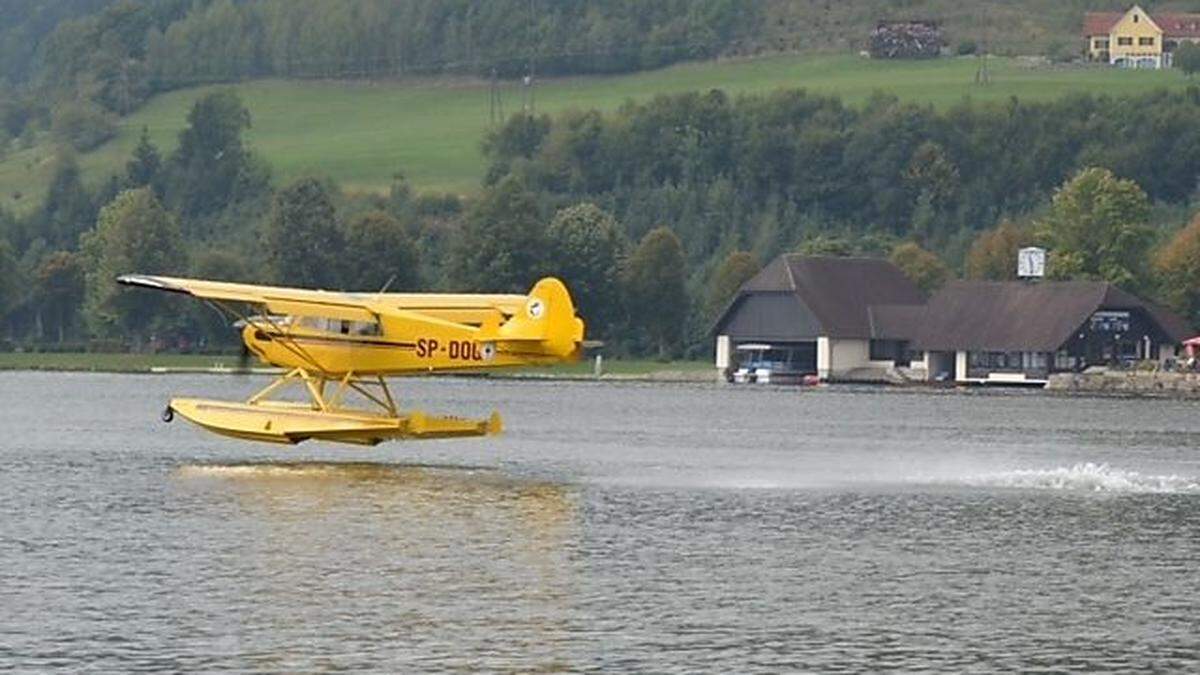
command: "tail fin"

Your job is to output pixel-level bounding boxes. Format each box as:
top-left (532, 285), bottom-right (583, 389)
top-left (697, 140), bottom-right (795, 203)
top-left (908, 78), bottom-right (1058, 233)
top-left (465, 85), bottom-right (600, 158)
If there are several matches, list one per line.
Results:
top-left (491, 277), bottom-right (585, 360)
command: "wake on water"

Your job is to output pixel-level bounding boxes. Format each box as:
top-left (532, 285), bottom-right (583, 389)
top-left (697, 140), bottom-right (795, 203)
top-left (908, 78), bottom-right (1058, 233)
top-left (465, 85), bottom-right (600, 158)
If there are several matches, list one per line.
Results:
top-left (953, 462), bottom-right (1200, 494)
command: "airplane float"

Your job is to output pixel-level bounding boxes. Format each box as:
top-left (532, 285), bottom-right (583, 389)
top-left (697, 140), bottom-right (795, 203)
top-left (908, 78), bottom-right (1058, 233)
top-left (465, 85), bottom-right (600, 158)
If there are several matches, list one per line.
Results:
top-left (117, 274), bottom-right (585, 446)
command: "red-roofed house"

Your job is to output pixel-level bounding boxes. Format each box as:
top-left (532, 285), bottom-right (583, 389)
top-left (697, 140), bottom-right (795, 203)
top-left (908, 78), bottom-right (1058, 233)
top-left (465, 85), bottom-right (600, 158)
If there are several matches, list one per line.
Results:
top-left (1083, 5), bottom-right (1200, 68)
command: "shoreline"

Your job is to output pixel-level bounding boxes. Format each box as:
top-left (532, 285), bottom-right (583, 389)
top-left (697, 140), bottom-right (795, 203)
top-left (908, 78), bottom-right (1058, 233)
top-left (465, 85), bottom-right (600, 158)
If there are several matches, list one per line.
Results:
top-left (0, 352), bottom-right (714, 382)
top-left (4, 354), bottom-right (1199, 399)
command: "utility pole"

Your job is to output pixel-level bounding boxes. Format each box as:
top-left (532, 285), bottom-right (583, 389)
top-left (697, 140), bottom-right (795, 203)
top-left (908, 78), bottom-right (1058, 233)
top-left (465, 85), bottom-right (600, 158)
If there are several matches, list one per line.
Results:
top-left (975, 6), bottom-right (992, 85)
top-left (489, 67), bottom-right (501, 126)
top-left (524, 0), bottom-right (536, 113)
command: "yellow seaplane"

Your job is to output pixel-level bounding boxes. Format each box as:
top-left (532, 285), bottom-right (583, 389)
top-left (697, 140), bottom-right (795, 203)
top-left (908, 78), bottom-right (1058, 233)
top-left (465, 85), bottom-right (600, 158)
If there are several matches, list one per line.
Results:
top-left (117, 274), bottom-right (585, 446)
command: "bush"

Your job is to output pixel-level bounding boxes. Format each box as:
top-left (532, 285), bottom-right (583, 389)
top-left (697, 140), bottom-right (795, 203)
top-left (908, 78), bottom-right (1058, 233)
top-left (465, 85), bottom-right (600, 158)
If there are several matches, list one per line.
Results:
top-left (956, 40), bottom-right (978, 56)
top-left (1176, 42), bottom-right (1200, 76)
top-left (50, 101), bottom-right (118, 151)
top-left (1045, 39), bottom-right (1074, 64)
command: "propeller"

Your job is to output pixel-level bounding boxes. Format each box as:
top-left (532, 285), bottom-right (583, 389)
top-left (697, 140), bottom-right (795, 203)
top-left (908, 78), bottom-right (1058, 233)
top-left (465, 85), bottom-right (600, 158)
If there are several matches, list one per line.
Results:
top-left (236, 341), bottom-right (252, 373)
top-left (230, 317), bottom-right (252, 374)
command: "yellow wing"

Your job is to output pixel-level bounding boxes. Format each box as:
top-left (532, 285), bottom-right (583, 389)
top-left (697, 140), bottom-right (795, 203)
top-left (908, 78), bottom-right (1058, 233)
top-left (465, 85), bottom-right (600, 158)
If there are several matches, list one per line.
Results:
top-left (116, 274), bottom-right (528, 322)
top-left (117, 273), bottom-right (585, 357)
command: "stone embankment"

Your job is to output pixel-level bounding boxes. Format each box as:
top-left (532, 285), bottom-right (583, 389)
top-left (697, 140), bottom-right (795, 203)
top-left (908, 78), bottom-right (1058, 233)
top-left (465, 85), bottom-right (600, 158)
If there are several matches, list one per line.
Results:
top-left (1046, 371), bottom-right (1200, 397)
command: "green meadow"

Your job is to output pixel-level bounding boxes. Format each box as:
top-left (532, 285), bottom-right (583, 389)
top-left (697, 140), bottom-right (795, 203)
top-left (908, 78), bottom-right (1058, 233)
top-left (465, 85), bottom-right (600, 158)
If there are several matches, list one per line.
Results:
top-left (1, 53), bottom-right (1193, 212)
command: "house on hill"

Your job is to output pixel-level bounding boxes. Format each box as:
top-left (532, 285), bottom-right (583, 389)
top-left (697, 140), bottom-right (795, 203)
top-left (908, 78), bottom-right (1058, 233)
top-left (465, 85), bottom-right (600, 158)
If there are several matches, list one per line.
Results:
top-left (1083, 5), bottom-right (1200, 68)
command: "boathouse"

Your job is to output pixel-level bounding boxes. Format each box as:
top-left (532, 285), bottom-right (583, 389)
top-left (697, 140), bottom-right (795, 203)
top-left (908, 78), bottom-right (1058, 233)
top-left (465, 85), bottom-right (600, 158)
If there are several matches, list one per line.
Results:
top-left (909, 280), bottom-right (1192, 384)
top-left (714, 256), bottom-right (1193, 385)
top-left (712, 255), bottom-right (926, 382)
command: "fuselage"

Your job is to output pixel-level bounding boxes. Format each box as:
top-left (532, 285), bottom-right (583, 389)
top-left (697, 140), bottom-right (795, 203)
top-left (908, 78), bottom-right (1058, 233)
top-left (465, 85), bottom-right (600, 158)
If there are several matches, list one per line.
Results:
top-left (242, 321), bottom-right (570, 376)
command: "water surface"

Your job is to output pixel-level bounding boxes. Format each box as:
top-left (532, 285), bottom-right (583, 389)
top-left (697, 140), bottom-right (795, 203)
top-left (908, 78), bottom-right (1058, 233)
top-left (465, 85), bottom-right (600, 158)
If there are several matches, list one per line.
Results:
top-left (1, 372), bottom-right (1198, 671)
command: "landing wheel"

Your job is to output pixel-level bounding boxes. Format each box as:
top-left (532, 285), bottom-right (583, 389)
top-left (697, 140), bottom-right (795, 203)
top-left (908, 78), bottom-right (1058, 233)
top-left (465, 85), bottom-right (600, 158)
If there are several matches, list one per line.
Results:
top-left (161, 405), bottom-right (174, 423)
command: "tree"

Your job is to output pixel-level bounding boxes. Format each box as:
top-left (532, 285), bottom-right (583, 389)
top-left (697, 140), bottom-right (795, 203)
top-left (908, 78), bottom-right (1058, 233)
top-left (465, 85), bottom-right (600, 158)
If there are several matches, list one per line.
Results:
top-left (125, 126), bottom-right (161, 189)
top-left (545, 203), bottom-right (626, 337)
top-left (481, 113), bottom-right (552, 184)
top-left (1037, 167), bottom-right (1153, 291)
top-left (39, 152), bottom-right (94, 251)
top-left (187, 246), bottom-right (253, 347)
top-left (624, 226), bottom-right (687, 358)
top-left (0, 238), bottom-right (20, 327)
top-left (451, 175), bottom-right (545, 293)
top-left (33, 250), bottom-right (84, 342)
top-left (81, 188), bottom-right (185, 338)
top-left (163, 90), bottom-right (265, 218)
top-left (1155, 214), bottom-right (1200, 324)
top-left (1176, 42), bottom-right (1200, 77)
top-left (262, 177), bottom-right (345, 289)
top-left (49, 100), bottom-right (118, 151)
top-left (965, 220), bottom-right (1033, 281)
top-left (342, 210), bottom-right (420, 291)
top-left (890, 241), bottom-right (951, 293)
top-left (706, 250), bottom-right (760, 320)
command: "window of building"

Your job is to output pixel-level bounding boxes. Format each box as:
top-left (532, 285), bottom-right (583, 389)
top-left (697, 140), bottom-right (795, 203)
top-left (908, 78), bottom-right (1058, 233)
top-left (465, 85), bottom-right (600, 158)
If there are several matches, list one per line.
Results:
top-left (1139, 36), bottom-right (1155, 46)
top-left (1133, 13), bottom-right (1139, 23)
top-left (869, 339), bottom-right (908, 363)
top-left (1094, 39), bottom-right (1109, 49)
top-left (1118, 36), bottom-right (1133, 46)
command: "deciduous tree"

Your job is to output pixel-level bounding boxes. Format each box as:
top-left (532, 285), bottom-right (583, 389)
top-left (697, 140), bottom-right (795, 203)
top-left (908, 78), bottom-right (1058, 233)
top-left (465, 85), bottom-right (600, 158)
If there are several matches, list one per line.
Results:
top-left (81, 188), bottom-right (185, 338)
top-left (545, 202), bottom-right (626, 337)
top-left (706, 250), bottom-right (760, 320)
top-left (164, 90), bottom-right (266, 219)
top-left (262, 177), bottom-right (344, 289)
top-left (890, 241), bottom-right (951, 293)
top-left (1037, 167), bottom-right (1153, 291)
top-left (451, 175), bottom-right (545, 293)
top-left (624, 226), bottom-right (687, 358)
top-left (965, 220), bottom-right (1032, 280)
top-left (1155, 214), bottom-right (1200, 325)
top-left (343, 210), bottom-right (421, 292)
top-left (34, 250), bottom-right (84, 342)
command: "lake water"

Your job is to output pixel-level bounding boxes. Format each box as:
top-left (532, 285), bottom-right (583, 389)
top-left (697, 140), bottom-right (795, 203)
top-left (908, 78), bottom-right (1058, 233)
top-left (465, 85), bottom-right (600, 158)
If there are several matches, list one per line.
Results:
top-left (1, 372), bottom-right (1199, 672)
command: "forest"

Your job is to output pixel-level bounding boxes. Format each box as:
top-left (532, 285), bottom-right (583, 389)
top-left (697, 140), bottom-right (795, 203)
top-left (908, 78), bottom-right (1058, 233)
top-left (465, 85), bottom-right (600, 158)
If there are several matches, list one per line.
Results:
top-left (3, 85), bottom-right (1200, 358)
top-left (2, 1), bottom-right (1200, 358)
top-left (1, 0), bottom-right (756, 153)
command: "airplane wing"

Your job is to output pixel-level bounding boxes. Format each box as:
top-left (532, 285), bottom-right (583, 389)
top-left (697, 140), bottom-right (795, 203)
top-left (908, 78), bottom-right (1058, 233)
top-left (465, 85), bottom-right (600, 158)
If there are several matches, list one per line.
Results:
top-left (117, 274), bottom-right (378, 322)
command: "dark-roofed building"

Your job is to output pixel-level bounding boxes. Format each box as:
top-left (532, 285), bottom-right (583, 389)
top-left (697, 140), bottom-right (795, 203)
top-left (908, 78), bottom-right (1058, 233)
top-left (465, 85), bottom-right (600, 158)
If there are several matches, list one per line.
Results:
top-left (909, 280), bottom-right (1192, 384)
top-left (712, 255), bottom-right (926, 382)
top-left (714, 256), bottom-right (1194, 386)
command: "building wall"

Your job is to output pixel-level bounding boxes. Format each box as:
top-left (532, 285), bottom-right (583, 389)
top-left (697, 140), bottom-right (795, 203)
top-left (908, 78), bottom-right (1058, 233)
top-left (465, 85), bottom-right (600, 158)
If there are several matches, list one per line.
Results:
top-left (1109, 7), bottom-right (1165, 67)
top-left (815, 338), bottom-right (897, 381)
top-left (715, 335), bottom-right (731, 371)
top-left (1086, 33), bottom-right (1110, 61)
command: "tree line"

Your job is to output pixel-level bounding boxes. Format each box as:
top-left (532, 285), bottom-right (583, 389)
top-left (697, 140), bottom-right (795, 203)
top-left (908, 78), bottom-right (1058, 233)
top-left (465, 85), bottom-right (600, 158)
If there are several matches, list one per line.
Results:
top-left (1, 0), bottom-right (758, 155)
top-left (0, 90), bottom-right (692, 355)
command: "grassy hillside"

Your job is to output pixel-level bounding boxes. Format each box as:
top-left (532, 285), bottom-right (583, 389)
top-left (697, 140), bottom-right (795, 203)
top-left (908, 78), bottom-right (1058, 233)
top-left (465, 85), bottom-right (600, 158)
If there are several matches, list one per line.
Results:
top-left (759, 1), bottom-right (1200, 55)
top-left (1, 53), bottom-right (1194, 211)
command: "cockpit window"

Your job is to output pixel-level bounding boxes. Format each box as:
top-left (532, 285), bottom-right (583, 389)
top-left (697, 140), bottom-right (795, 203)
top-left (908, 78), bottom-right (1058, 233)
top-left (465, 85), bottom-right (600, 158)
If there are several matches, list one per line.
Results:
top-left (295, 316), bottom-right (381, 336)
